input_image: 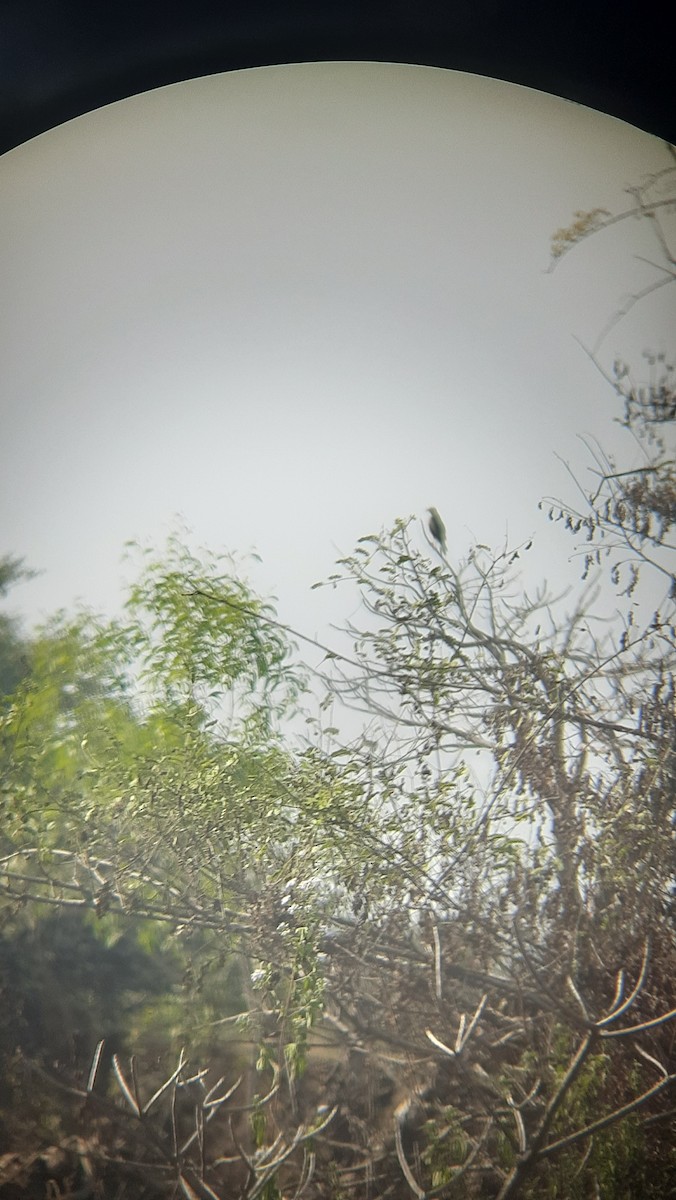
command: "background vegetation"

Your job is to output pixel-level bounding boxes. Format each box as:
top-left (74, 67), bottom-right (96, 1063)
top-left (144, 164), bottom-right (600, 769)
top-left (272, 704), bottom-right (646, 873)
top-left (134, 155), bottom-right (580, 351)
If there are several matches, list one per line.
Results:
top-left (1, 158), bottom-right (675, 1198)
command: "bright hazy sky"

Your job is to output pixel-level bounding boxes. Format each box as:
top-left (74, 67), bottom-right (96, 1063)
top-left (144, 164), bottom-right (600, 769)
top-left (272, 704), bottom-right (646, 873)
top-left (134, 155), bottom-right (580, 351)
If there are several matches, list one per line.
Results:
top-left (1, 62), bottom-right (673, 649)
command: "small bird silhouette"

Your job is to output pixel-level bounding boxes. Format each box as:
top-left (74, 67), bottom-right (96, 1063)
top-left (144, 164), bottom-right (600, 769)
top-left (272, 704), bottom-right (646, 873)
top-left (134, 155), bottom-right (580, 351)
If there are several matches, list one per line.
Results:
top-left (427, 507), bottom-right (447, 554)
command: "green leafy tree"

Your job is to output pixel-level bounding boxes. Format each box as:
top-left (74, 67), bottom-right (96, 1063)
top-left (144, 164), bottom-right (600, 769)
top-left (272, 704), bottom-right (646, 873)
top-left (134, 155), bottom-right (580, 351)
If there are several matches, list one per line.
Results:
top-left (0, 555), bottom-right (34, 698)
top-left (0, 538), bottom-right (318, 1158)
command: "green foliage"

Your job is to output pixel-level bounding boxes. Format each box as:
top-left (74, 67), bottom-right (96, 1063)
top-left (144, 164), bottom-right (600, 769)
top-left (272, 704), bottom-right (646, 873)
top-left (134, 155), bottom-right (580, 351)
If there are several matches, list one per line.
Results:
top-left (421, 1107), bottom-right (470, 1186)
top-left (0, 539), bottom-right (319, 1138)
top-left (0, 554), bottom-right (37, 704)
top-left (0, 430), bottom-right (675, 1198)
top-left (122, 534), bottom-right (305, 732)
top-left (1, 536), bottom-right (307, 858)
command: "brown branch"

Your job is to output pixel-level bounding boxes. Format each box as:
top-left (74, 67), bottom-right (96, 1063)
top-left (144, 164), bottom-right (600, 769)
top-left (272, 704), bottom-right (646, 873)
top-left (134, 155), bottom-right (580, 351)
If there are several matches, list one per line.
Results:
top-left (495, 1033), bottom-right (595, 1200)
top-left (538, 1073), bottom-right (676, 1160)
top-left (548, 196), bottom-right (676, 271)
top-left (394, 1119), bottom-right (426, 1199)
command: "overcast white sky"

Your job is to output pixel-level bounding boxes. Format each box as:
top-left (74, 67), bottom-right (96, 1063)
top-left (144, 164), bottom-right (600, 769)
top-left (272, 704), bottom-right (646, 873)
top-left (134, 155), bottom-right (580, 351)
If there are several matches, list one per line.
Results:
top-left (1, 62), bottom-right (674, 654)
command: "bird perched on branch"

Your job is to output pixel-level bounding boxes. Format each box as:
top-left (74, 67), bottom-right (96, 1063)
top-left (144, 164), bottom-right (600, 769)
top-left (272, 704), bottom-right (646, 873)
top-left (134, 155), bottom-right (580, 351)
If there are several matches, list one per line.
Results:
top-left (427, 507), bottom-right (447, 554)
